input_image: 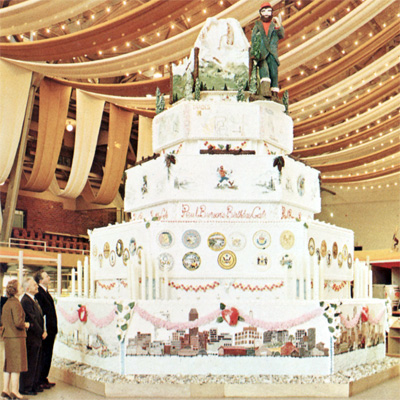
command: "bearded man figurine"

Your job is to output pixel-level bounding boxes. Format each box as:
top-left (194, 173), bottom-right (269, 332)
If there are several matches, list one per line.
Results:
top-left (251, 2), bottom-right (284, 101)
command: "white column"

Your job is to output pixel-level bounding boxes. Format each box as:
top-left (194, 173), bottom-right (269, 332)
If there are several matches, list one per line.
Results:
top-left (163, 266), bottom-right (168, 300)
top-left (298, 260), bottom-right (304, 300)
top-left (127, 258), bottom-right (132, 299)
top-left (141, 249), bottom-right (146, 300)
top-left (285, 262), bottom-right (290, 299)
top-left (57, 253), bottom-right (62, 296)
top-left (84, 256), bottom-right (89, 298)
top-left (364, 262), bottom-right (369, 298)
top-left (18, 250), bottom-right (23, 283)
top-left (147, 249), bottom-right (153, 300)
top-left (291, 267), bottom-right (296, 301)
top-left (71, 268), bottom-right (76, 297)
top-left (360, 261), bottom-right (365, 298)
top-left (305, 256), bottom-right (311, 300)
top-left (361, 261), bottom-right (367, 298)
top-left (131, 255), bottom-right (137, 300)
top-left (155, 257), bottom-right (160, 300)
top-left (367, 256), bottom-right (372, 299)
top-left (353, 259), bottom-right (358, 299)
top-left (313, 255), bottom-right (319, 300)
top-left (77, 260), bottom-right (82, 297)
top-left (90, 257), bottom-right (95, 298)
top-left (319, 256), bottom-right (325, 299)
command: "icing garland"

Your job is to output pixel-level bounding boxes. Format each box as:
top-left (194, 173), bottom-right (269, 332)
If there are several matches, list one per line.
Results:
top-left (132, 304), bottom-right (323, 331)
top-left (168, 281), bottom-right (220, 292)
top-left (133, 305), bottom-right (221, 330)
top-left (98, 281), bottom-right (116, 290)
top-left (232, 281), bottom-right (284, 292)
top-left (58, 304), bottom-right (116, 328)
top-left (241, 308), bottom-right (323, 331)
top-left (310, 281), bottom-right (348, 291)
top-left (329, 281), bottom-right (347, 292)
top-left (340, 307), bottom-right (385, 329)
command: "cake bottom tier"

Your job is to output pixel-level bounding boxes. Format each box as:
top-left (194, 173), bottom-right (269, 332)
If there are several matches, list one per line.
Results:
top-left (55, 298), bottom-right (387, 376)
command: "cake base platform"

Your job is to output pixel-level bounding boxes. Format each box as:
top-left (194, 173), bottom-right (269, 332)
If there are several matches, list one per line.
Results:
top-left (50, 357), bottom-right (400, 398)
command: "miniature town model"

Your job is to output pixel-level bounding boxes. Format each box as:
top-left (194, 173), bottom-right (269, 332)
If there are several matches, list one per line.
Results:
top-left (55, 18), bottom-right (387, 377)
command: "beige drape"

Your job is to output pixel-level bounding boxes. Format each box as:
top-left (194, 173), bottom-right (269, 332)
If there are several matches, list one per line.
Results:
top-left (137, 116), bottom-right (153, 160)
top-left (50, 90), bottom-right (104, 198)
top-left (82, 104), bottom-right (134, 205)
top-left (0, 0), bottom-right (106, 36)
top-left (22, 78), bottom-right (71, 191)
top-left (0, 0), bottom-right (265, 79)
top-left (0, 60), bottom-right (32, 184)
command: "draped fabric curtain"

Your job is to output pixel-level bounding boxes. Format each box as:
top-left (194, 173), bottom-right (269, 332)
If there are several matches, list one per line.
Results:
top-left (1, 0), bottom-right (393, 80)
top-left (291, 46), bottom-right (400, 115)
top-left (0, 0), bottom-right (106, 36)
top-left (0, 0), bottom-right (265, 79)
top-left (82, 104), bottom-right (134, 205)
top-left (284, 20), bottom-right (400, 98)
top-left (294, 93), bottom-right (400, 145)
top-left (279, 0), bottom-right (394, 75)
top-left (0, 60), bottom-right (32, 184)
top-left (22, 78), bottom-right (71, 191)
top-left (0, 0), bottom-right (199, 61)
top-left (137, 116), bottom-right (153, 161)
top-left (50, 90), bottom-right (104, 199)
top-left (52, 76), bottom-right (170, 98)
top-left (79, 91), bottom-right (161, 110)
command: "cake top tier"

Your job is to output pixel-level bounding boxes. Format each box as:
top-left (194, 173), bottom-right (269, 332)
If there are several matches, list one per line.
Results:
top-left (153, 95), bottom-right (293, 156)
top-left (153, 17), bottom-right (291, 156)
top-left (172, 17), bottom-right (250, 97)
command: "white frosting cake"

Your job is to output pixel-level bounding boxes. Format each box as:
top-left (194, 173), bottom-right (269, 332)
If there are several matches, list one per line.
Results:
top-left (56, 18), bottom-right (386, 378)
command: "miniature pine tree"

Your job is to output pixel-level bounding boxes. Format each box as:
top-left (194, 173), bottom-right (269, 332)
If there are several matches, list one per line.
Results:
top-left (155, 87), bottom-right (161, 113)
top-left (236, 80), bottom-right (245, 102)
top-left (184, 73), bottom-right (194, 100)
top-left (159, 94), bottom-right (165, 113)
top-left (195, 78), bottom-right (201, 100)
top-left (250, 31), bottom-right (262, 60)
top-left (283, 90), bottom-right (289, 115)
top-left (249, 64), bottom-right (258, 94)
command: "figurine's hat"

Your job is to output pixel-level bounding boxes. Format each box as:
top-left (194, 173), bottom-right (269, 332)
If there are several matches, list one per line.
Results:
top-left (259, 2), bottom-right (272, 10)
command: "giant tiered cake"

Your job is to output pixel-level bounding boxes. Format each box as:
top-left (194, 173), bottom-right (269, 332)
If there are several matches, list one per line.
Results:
top-left (55, 18), bottom-right (387, 376)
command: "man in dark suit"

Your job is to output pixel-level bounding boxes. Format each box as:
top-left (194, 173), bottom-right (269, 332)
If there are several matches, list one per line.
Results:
top-left (20, 277), bottom-right (47, 396)
top-left (34, 270), bottom-right (57, 389)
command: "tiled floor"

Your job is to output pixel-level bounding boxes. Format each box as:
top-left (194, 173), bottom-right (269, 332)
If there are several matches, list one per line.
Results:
top-left (0, 342), bottom-right (399, 399)
top-left (0, 374), bottom-right (398, 400)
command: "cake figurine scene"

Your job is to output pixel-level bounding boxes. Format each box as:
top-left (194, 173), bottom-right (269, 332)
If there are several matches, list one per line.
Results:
top-left (51, 12), bottom-right (387, 379)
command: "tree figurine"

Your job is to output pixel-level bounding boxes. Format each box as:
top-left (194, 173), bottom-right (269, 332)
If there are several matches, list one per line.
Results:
top-left (195, 78), bottom-right (201, 101)
top-left (283, 90), bottom-right (289, 114)
top-left (249, 63), bottom-right (258, 94)
top-left (156, 87), bottom-right (165, 114)
top-left (250, 31), bottom-right (262, 60)
top-left (184, 73), bottom-right (194, 100)
top-left (236, 80), bottom-right (245, 102)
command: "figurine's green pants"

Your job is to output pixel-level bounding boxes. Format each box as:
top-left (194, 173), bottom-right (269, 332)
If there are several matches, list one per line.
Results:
top-left (257, 54), bottom-right (279, 89)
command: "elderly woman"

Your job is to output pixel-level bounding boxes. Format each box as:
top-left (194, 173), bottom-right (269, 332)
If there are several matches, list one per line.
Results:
top-left (1, 279), bottom-right (29, 400)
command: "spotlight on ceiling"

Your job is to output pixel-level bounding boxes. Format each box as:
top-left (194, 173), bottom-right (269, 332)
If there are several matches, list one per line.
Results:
top-left (65, 119), bottom-right (76, 132)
